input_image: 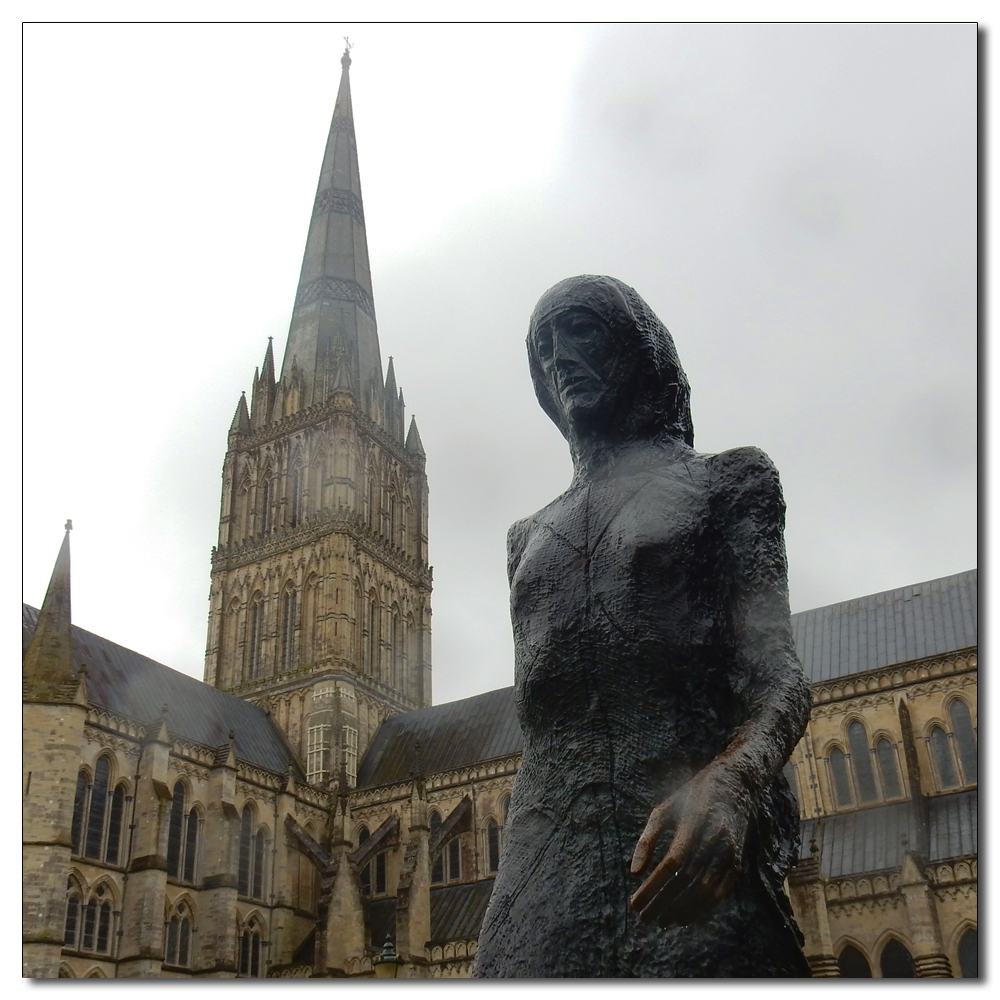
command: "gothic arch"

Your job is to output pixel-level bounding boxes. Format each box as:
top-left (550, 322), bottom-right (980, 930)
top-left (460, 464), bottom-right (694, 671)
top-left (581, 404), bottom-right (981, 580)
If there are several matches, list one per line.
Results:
top-left (85, 968), bottom-right (107, 978)
top-left (58, 965), bottom-right (75, 978)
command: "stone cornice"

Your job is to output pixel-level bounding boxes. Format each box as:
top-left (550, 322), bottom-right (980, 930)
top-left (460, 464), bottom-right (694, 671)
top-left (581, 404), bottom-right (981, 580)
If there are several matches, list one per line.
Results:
top-left (809, 649), bottom-right (976, 708)
top-left (348, 755), bottom-right (522, 809)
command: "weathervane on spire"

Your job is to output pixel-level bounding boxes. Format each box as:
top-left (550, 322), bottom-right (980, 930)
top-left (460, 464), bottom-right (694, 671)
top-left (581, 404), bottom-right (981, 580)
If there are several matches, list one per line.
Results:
top-left (342, 37), bottom-right (353, 68)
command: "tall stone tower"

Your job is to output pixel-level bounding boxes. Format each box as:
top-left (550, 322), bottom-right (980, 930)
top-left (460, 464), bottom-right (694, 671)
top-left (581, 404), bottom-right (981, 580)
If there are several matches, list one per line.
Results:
top-left (204, 47), bottom-right (431, 789)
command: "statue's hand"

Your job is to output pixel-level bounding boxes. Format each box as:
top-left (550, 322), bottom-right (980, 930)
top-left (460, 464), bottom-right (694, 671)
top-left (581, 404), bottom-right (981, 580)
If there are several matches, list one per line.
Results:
top-left (629, 761), bottom-right (751, 928)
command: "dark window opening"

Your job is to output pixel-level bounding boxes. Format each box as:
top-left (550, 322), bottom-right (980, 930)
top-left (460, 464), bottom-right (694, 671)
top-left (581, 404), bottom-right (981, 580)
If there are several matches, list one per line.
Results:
top-left (837, 945), bottom-right (872, 978)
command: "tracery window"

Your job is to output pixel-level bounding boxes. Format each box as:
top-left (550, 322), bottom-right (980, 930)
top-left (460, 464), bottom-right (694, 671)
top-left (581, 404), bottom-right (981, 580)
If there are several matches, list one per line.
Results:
top-left (71, 758), bottom-right (127, 864)
top-left (827, 725), bottom-right (905, 809)
top-left (164, 902), bottom-right (193, 968)
top-left (237, 805), bottom-right (268, 900)
top-left (238, 917), bottom-right (264, 977)
top-left (247, 593), bottom-right (265, 679)
top-left (64, 881), bottom-right (114, 956)
top-left (280, 585), bottom-right (297, 672)
top-left (166, 781), bottom-right (200, 883)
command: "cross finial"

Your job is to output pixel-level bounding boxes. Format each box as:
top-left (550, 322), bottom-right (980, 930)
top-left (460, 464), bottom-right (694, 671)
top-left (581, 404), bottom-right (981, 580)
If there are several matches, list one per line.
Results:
top-left (64, 519), bottom-right (73, 532)
top-left (342, 38), bottom-right (353, 69)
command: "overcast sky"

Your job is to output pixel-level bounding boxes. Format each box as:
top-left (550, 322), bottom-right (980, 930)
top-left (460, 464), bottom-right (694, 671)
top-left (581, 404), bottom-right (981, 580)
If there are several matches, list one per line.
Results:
top-left (23, 22), bottom-right (976, 706)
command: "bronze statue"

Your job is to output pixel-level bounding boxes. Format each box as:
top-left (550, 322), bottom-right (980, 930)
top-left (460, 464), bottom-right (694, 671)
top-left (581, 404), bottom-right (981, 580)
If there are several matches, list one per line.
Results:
top-left (473, 276), bottom-right (811, 978)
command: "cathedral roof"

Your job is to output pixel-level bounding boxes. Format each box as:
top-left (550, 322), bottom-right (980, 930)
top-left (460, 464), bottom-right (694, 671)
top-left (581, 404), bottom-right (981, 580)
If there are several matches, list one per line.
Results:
top-left (799, 789), bottom-right (977, 878)
top-left (356, 687), bottom-right (521, 788)
top-left (790, 568), bottom-right (977, 684)
top-left (22, 604), bottom-right (304, 779)
top-left (365, 879), bottom-right (496, 948)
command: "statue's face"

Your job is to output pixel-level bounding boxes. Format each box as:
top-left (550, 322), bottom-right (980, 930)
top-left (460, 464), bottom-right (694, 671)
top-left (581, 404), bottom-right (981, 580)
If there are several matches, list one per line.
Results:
top-left (532, 308), bottom-right (622, 431)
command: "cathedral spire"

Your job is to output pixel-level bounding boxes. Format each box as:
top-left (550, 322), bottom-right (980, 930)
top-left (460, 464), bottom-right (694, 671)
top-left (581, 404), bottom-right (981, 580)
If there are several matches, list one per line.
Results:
top-left (24, 522), bottom-right (81, 703)
top-left (281, 43), bottom-right (382, 411)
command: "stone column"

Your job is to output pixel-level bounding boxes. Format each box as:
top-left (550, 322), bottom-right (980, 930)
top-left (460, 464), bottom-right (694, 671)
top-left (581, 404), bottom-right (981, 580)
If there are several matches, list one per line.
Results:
top-left (899, 852), bottom-right (953, 977)
top-left (268, 775), bottom-right (298, 968)
top-left (786, 847), bottom-right (839, 977)
top-left (117, 715), bottom-right (172, 977)
top-left (194, 739), bottom-right (240, 977)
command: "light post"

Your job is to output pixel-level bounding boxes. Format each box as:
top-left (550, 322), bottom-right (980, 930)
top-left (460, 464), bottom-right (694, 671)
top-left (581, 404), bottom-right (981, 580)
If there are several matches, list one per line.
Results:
top-left (373, 936), bottom-right (402, 979)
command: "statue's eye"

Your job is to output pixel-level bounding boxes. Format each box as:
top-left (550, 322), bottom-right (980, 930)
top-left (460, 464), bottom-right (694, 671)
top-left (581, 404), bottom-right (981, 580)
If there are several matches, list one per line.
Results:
top-left (535, 325), bottom-right (553, 361)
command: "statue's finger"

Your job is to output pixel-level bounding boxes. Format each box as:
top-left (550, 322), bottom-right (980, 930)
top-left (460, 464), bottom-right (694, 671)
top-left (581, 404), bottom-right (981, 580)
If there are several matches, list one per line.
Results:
top-left (630, 818), bottom-right (700, 913)
top-left (630, 806), bottom-right (668, 874)
top-left (653, 860), bottom-right (715, 928)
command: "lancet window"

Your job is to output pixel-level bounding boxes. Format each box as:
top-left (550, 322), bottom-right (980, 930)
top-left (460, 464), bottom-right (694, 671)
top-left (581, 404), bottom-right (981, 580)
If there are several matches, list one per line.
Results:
top-left (825, 723), bottom-right (906, 810)
top-left (288, 465), bottom-right (305, 527)
top-left (166, 781), bottom-right (200, 883)
top-left (259, 474), bottom-right (274, 535)
top-left (836, 944), bottom-right (872, 977)
top-left (280, 585), bottom-right (297, 672)
top-left (247, 593), bottom-right (265, 680)
top-left (71, 757), bottom-right (127, 865)
top-left (237, 805), bottom-right (268, 901)
top-left (879, 939), bottom-right (916, 978)
top-left (342, 725), bottom-right (358, 786)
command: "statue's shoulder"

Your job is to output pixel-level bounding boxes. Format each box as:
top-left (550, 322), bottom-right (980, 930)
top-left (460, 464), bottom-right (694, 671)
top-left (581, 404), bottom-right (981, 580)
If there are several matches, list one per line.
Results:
top-left (706, 446), bottom-right (784, 507)
top-left (506, 515), bottom-right (535, 583)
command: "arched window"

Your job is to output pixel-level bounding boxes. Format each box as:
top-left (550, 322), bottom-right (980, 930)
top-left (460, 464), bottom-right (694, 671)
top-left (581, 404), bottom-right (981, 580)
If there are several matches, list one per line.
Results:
top-left (879, 939), bottom-right (916, 978)
top-left (238, 478), bottom-right (252, 539)
top-left (311, 460), bottom-right (324, 513)
top-left (280, 585), bottom-right (297, 672)
top-left (84, 757), bottom-right (111, 859)
top-left (958, 928), bottom-right (978, 978)
top-left (949, 700), bottom-right (977, 784)
top-left (391, 608), bottom-right (402, 689)
top-left (929, 725), bottom-right (960, 790)
top-left (875, 738), bottom-right (903, 799)
top-left (167, 782), bottom-right (200, 883)
top-left (64, 881), bottom-right (80, 947)
top-left (367, 595), bottom-right (379, 677)
top-left (288, 466), bottom-right (304, 527)
top-left (247, 593), bottom-right (265, 679)
top-left (238, 917), bottom-right (264, 977)
top-left (165, 902), bottom-right (192, 968)
top-left (837, 944), bottom-right (872, 977)
top-left (847, 721), bottom-right (879, 803)
top-left (486, 818), bottom-right (501, 874)
top-left (828, 747), bottom-right (854, 808)
top-left (238, 805), bottom-right (267, 900)
top-left (72, 759), bottom-right (126, 864)
top-left (65, 882), bottom-right (114, 955)
top-left (260, 475), bottom-right (274, 535)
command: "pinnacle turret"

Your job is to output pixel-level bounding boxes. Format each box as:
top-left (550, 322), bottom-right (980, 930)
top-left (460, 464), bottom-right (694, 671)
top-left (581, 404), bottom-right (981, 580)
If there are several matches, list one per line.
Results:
top-left (405, 417), bottom-right (425, 457)
top-left (24, 523), bottom-right (81, 703)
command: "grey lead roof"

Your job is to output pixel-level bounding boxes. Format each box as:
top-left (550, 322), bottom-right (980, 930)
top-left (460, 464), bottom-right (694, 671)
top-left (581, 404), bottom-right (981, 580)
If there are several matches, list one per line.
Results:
top-left (22, 604), bottom-right (304, 779)
top-left (800, 790), bottom-right (978, 877)
top-left (356, 687), bottom-right (521, 788)
top-left (789, 569), bottom-right (977, 684)
top-left (365, 881), bottom-right (496, 948)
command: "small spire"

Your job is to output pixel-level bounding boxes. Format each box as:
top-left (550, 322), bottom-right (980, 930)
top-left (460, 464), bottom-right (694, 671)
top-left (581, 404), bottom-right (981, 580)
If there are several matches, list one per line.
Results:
top-left (384, 357), bottom-right (397, 398)
top-left (405, 416), bottom-right (425, 457)
top-left (229, 392), bottom-right (250, 435)
top-left (23, 525), bottom-right (77, 702)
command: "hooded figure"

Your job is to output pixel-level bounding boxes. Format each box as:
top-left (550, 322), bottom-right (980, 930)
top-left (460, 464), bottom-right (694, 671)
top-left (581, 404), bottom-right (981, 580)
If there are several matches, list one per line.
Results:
top-left (473, 276), bottom-right (811, 978)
